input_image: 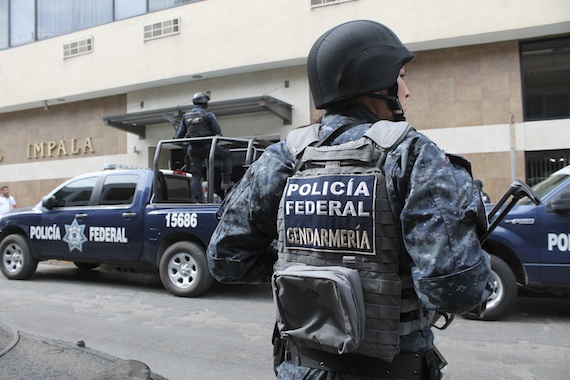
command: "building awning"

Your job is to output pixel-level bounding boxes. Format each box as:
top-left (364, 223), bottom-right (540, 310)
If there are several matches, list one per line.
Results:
top-left (102, 95), bottom-right (293, 138)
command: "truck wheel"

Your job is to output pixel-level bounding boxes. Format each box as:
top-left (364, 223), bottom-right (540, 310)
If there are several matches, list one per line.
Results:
top-left (159, 241), bottom-right (214, 297)
top-left (0, 234), bottom-right (38, 280)
top-left (481, 255), bottom-right (518, 321)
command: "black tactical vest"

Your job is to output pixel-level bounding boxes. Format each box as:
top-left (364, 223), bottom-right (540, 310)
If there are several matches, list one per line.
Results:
top-left (275, 121), bottom-right (435, 362)
top-left (184, 107), bottom-right (211, 137)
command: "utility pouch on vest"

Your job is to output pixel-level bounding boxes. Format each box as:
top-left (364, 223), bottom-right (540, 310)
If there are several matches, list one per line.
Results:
top-left (272, 265), bottom-right (366, 355)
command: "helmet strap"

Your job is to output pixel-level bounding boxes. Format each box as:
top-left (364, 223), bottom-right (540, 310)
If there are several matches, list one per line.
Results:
top-left (365, 91), bottom-right (406, 121)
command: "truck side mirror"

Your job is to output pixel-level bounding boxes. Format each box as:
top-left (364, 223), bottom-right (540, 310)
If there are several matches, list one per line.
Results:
top-left (546, 190), bottom-right (570, 213)
top-left (42, 195), bottom-right (57, 210)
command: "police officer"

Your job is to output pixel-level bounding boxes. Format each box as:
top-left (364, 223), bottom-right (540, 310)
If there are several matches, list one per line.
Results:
top-left (175, 92), bottom-right (233, 201)
top-left (207, 20), bottom-right (492, 379)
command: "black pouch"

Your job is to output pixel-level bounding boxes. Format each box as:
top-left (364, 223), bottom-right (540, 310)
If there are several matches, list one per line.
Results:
top-left (271, 265), bottom-right (366, 355)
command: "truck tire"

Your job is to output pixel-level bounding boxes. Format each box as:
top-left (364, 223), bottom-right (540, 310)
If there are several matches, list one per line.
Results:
top-left (0, 234), bottom-right (38, 280)
top-left (481, 255), bottom-right (518, 320)
top-left (159, 241), bottom-right (214, 297)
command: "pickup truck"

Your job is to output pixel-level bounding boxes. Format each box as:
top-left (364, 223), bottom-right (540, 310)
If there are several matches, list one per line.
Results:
top-left (0, 137), bottom-right (270, 297)
top-left (481, 165), bottom-right (570, 320)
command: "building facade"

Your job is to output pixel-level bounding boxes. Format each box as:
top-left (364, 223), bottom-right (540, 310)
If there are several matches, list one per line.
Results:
top-left (1, 0), bottom-right (569, 207)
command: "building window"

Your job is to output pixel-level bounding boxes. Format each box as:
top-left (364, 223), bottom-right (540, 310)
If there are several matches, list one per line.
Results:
top-left (0, 0), bottom-right (8, 49)
top-left (143, 17), bottom-right (180, 41)
top-left (311, 0), bottom-right (355, 7)
top-left (149, 0), bottom-right (198, 12)
top-left (63, 36), bottom-right (93, 59)
top-left (37, 0), bottom-right (112, 40)
top-left (10, 0), bottom-right (35, 46)
top-left (1, 0), bottom-right (201, 50)
top-left (525, 149), bottom-right (570, 186)
top-left (115, 0), bottom-right (146, 20)
top-left (521, 36), bottom-right (570, 121)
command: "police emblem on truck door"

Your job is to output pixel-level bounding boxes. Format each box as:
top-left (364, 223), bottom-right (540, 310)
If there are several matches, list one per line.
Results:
top-left (283, 174), bottom-right (377, 255)
top-left (63, 219), bottom-right (88, 252)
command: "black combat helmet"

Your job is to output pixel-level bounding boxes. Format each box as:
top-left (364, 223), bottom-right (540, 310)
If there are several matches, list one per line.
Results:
top-left (192, 92), bottom-right (210, 105)
top-left (307, 20), bottom-right (414, 110)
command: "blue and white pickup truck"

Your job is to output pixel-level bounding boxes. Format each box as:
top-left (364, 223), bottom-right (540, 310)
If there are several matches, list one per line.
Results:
top-left (0, 137), bottom-right (270, 297)
top-left (481, 166), bottom-right (570, 320)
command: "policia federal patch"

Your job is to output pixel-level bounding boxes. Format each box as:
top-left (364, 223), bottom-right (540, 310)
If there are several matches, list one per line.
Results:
top-left (283, 174), bottom-right (377, 255)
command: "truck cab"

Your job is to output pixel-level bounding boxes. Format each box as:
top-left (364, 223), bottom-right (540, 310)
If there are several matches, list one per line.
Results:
top-left (482, 166), bottom-right (570, 319)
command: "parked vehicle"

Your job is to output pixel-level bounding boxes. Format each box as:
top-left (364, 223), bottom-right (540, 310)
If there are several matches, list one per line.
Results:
top-left (0, 136), bottom-right (271, 297)
top-left (0, 320), bottom-right (167, 379)
top-left (480, 166), bottom-right (570, 320)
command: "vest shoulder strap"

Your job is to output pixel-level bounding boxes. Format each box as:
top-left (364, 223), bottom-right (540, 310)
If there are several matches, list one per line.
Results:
top-left (287, 121), bottom-right (411, 160)
top-left (285, 124), bottom-right (320, 158)
top-left (364, 121), bottom-right (412, 151)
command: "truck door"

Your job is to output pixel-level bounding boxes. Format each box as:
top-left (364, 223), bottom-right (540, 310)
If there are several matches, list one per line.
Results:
top-left (37, 173), bottom-right (144, 262)
top-left (34, 175), bottom-right (99, 259)
top-left (80, 173), bottom-right (144, 262)
top-left (538, 183), bottom-right (570, 285)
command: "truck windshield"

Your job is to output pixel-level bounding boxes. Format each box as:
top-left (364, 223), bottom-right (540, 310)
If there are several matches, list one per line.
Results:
top-left (519, 174), bottom-right (569, 205)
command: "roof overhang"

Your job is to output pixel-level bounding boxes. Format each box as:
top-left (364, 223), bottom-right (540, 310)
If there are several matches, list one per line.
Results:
top-left (102, 95), bottom-right (293, 138)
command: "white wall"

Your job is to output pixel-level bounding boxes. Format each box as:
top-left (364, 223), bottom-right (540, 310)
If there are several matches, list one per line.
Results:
top-left (1, 0), bottom-right (568, 113)
top-left (422, 119), bottom-right (570, 155)
top-left (127, 65), bottom-right (309, 152)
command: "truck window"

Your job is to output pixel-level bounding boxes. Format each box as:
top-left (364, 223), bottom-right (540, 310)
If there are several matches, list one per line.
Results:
top-left (53, 176), bottom-right (98, 207)
top-left (99, 174), bottom-right (139, 206)
top-left (155, 171), bottom-right (193, 203)
top-left (164, 175), bottom-right (193, 203)
top-left (519, 173), bottom-right (568, 205)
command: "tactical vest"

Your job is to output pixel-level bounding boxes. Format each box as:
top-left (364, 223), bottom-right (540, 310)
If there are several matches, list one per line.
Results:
top-left (274, 121), bottom-right (435, 362)
top-left (184, 108), bottom-right (211, 138)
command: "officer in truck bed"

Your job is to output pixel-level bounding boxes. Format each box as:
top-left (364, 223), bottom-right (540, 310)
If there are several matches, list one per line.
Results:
top-left (175, 92), bottom-right (233, 201)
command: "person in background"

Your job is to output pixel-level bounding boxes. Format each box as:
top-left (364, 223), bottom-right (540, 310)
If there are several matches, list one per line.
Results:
top-left (202, 181), bottom-right (222, 203)
top-left (476, 179), bottom-right (491, 203)
top-left (0, 186), bottom-right (17, 216)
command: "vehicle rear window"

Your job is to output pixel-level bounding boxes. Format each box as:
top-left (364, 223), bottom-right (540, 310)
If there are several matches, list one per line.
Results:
top-left (155, 172), bottom-right (193, 203)
top-left (164, 175), bottom-right (193, 203)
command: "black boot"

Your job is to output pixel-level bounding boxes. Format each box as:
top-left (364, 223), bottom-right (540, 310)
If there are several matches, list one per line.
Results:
top-left (221, 175), bottom-right (235, 190)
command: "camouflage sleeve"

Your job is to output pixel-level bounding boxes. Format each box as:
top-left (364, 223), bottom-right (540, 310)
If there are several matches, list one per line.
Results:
top-left (388, 134), bottom-right (492, 314)
top-left (207, 141), bottom-right (295, 284)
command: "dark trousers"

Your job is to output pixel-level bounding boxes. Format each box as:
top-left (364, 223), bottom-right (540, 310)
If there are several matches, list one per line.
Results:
top-left (187, 143), bottom-right (232, 201)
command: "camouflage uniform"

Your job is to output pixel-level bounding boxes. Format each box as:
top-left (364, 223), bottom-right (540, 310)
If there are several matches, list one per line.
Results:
top-left (207, 106), bottom-right (492, 379)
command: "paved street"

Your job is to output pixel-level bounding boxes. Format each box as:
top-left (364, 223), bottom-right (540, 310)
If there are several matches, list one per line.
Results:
top-left (1, 261), bottom-right (569, 379)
